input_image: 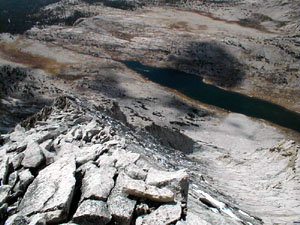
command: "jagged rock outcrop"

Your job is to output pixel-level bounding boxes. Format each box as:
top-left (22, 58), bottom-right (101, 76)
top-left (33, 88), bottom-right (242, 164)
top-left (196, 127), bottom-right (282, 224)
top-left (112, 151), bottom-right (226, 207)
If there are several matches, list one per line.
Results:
top-left (0, 95), bottom-right (298, 224)
top-left (18, 157), bottom-right (76, 223)
top-left (0, 96), bottom-right (193, 224)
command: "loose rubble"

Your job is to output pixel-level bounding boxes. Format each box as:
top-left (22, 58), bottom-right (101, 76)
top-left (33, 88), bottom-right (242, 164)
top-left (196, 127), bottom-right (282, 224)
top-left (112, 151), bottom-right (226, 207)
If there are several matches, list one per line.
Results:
top-left (0, 96), bottom-right (194, 224)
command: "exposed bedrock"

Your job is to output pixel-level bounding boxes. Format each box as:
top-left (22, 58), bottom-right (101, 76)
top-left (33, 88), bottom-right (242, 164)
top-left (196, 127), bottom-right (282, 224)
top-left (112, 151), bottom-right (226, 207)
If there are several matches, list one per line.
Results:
top-left (0, 95), bottom-right (297, 224)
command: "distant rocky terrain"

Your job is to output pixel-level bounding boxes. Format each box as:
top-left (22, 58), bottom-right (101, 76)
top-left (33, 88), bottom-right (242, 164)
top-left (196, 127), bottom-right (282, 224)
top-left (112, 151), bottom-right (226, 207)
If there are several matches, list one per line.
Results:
top-left (0, 0), bottom-right (299, 224)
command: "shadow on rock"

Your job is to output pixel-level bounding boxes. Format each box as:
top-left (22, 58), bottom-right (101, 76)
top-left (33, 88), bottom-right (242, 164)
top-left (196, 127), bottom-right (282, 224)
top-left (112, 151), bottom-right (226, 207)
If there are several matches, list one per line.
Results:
top-left (0, 66), bottom-right (50, 134)
top-left (170, 41), bottom-right (246, 88)
top-left (146, 123), bottom-right (195, 154)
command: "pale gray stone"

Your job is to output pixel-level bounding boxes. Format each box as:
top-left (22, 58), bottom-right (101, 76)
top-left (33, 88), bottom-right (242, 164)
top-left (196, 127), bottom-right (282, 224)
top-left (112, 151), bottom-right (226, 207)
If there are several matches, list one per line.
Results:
top-left (73, 200), bottom-right (112, 225)
top-left (96, 154), bottom-right (117, 167)
top-left (0, 185), bottom-right (11, 205)
top-left (97, 149), bottom-right (140, 169)
top-left (29, 213), bottom-right (47, 225)
top-left (0, 156), bottom-right (10, 185)
top-left (73, 127), bottom-right (83, 140)
top-left (176, 213), bottom-right (211, 225)
top-left (21, 142), bottom-right (45, 169)
top-left (122, 175), bottom-right (174, 203)
top-left (113, 150), bottom-right (140, 168)
top-left (56, 141), bottom-right (80, 159)
top-left (76, 144), bottom-right (106, 166)
top-left (5, 214), bottom-right (29, 225)
top-left (82, 120), bottom-right (101, 141)
top-left (146, 168), bottom-right (189, 201)
top-left (125, 163), bottom-right (147, 180)
top-left (136, 203), bottom-right (182, 225)
top-left (8, 171), bottom-right (18, 187)
top-left (107, 172), bottom-right (136, 225)
top-left (11, 153), bottom-right (24, 170)
top-left (40, 139), bottom-right (53, 151)
top-left (9, 125), bottom-right (26, 142)
top-left (40, 148), bottom-right (56, 165)
top-left (3, 141), bottom-right (27, 153)
top-left (18, 157), bottom-right (76, 223)
top-left (81, 165), bottom-right (116, 202)
top-left (16, 169), bottom-right (34, 192)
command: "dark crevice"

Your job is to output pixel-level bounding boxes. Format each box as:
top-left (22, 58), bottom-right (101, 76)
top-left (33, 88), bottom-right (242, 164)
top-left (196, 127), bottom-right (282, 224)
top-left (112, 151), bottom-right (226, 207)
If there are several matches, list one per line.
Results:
top-left (67, 170), bottom-right (83, 221)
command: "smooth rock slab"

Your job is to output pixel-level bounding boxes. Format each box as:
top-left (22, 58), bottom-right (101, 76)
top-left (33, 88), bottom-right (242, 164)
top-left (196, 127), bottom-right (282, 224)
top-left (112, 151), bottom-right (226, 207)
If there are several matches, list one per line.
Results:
top-left (136, 203), bottom-right (182, 225)
top-left (81, 164), bottom-right (116, 202)
top-left (73, 200), bottom-right (112, 225)
top-left (122, 175), bottom-right (174, 203)
top-left (18, 157), bottom-right (76, 223)
top-left (21, 142), bottom-right (44, 169)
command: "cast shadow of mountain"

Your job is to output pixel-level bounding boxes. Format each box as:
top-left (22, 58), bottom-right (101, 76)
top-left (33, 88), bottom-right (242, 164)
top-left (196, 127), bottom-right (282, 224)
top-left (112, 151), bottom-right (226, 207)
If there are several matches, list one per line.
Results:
top-left (169, 41), bottom-right (246, 88)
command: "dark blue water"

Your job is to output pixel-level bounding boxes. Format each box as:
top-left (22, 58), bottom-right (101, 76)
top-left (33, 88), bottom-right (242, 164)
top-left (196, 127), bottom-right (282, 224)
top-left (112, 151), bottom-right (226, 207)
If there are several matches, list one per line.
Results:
top-left (123, 61), bottom-right (300, 133)
top-left (0, 0), bottom-right (60, 34)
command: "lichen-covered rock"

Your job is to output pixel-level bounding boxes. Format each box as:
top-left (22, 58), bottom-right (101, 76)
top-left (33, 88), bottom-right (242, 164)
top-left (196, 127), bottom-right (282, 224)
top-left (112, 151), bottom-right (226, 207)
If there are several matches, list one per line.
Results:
top-left (18, 157), bottom-right (76, 223)
top-left (81, 164), bottom-right (116, 202)
top-left (21, 142), bottom-right (44, 169)
top-left (122, 175), bottom-right (174, 203)
top-left (73, 200), bottom-right (112, 225)
top-left (136, 203), bottom-right (182, 225)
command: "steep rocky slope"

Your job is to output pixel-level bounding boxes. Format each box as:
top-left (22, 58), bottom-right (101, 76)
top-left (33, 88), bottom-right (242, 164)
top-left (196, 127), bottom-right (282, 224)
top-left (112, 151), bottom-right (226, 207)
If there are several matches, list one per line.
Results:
top-left (0, 94), bottom-right (299, 224)
top-left (0, 0), bottom-right (299, 224)
top-left (0, 95), bottom-right (266, 225)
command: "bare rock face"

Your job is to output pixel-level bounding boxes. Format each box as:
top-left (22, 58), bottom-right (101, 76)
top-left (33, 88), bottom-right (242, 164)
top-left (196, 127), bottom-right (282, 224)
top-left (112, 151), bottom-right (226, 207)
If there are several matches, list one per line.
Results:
top-left (0, 185), bottom-right (11, 205)
top-left (145, 123), bottom-right (195, 154)
top-left (80, 164), bottom-right (116, 202)
top-left (5, 214), bottom-right (29, 225)
top-left (9, 125), bottom-right (26, 143)
top-left (21, 142), bottom-right (44, 169)
top-left (13, 169), bottom-right (34, 194)
top-left (107, 172), bottom-right (137, 225)
top-left (0, 95), bottom-right (275, 225)
top-left (136, 203), bottom-right (182, 225)
top-left (18, 157), bottom-right (76, 223)
top-left (0, 156), bottom-right (10, 185)
top-left (73, 200), bottom-right (112, 225)
top-left (122, 175), bottom-right (175, 203)
top-left (146, 168), bottom-right (189, 202)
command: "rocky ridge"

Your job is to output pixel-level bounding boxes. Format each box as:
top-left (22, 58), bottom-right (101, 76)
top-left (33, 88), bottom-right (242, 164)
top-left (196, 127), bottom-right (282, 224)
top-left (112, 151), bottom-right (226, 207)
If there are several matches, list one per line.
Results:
top-left (0, 0), bottom-right (299, 224)
top-left (0, 95), bottom-right (299, 224)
